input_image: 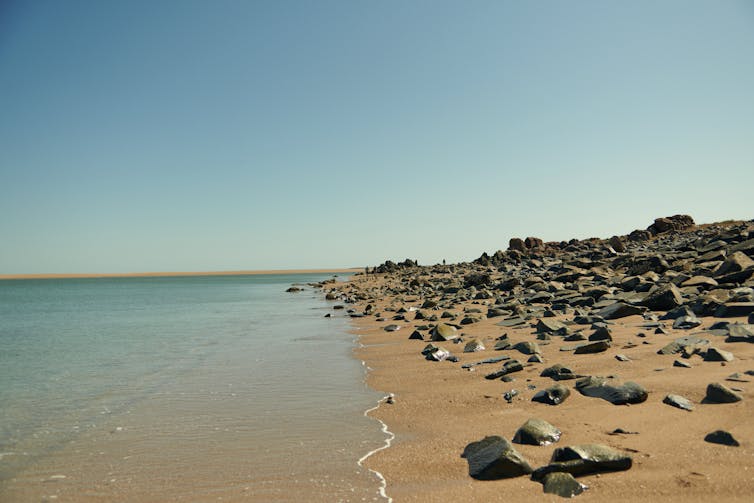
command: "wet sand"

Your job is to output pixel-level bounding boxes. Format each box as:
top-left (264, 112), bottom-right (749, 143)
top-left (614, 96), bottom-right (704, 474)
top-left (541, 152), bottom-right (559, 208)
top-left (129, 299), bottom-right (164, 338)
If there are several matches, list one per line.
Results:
top-left (342, 274), bottom-right (754, 502)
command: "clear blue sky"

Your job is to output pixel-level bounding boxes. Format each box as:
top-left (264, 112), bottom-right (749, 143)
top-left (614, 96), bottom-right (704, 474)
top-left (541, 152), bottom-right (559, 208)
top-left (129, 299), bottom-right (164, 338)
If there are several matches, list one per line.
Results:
top-left (1, 0), bottom-right (753, 273)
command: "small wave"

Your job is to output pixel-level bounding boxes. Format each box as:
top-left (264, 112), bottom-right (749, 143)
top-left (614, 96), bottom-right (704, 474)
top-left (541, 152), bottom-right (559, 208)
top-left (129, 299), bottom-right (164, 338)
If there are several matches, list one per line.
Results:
top-left (358, 396), bottom-right (395, 503)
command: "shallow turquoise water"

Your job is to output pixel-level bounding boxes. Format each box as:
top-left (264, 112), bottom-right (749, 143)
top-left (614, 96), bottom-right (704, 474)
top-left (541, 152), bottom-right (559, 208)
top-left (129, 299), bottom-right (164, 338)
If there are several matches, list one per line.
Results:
top-left (0, 274), bottom-right (385, 501)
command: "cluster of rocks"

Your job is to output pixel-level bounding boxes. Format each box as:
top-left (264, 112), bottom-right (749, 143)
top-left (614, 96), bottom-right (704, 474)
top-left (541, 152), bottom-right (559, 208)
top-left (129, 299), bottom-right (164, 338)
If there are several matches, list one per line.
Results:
top-left (315, 215), bottom-right (752, 497)
top-left (461, 418), bottom-right (632, 497)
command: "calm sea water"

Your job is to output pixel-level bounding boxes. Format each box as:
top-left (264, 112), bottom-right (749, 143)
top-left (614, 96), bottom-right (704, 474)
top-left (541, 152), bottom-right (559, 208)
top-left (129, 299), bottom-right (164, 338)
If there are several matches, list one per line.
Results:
top-left (0, 274), bottom-right (386, 502)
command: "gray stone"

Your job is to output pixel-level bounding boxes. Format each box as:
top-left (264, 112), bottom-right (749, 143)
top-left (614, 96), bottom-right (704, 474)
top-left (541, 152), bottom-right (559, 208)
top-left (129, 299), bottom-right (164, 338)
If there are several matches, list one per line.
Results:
top-left (497, 316), bottom-right (526, 328)
top-left (658, 335), bottom-right (709, 355)
top-left (595, 302), bottom-right (645, 320)
top-left (536, 318), bottom-right (566, 333)
top-left (531, 444), bottom-right (632, 481)
top-left (532, 384), bottom-right (571, 405)
top-left (663, 394), bottom-right (694, 411)
top-left (705, 382), bottom-right (743, 403)
top-left (681, 276), bottom-right (718, 289)
top-left (542, 472), bottom-right (588, 498)
top-left (714, 251), bottom-right (754, 277)
top-left (485, 360), bottom-right (524, 379)
top-left (430, 323), bottom-right (458, 341)
top-left (464, 339), bottom-right (485, 353)
top-left (673, 315), bottom-right (702, 330)
top-left (727, 324), bottom-right (754, 343)
top-left (575, 376), bottom-right (648, 405)
top-left (462, 436), bottom-right (533, 480)
top-left (513, 418), bottom-right (562, 446)
top-left (513, 341), bottom-right (541, 355)
top-left (384, 324), bottom-right (401, 332)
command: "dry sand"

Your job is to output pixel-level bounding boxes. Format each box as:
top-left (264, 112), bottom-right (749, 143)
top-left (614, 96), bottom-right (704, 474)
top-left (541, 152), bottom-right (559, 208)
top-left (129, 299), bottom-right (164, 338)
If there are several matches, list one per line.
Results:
top-left (342, 274), bottom-right (754, 502)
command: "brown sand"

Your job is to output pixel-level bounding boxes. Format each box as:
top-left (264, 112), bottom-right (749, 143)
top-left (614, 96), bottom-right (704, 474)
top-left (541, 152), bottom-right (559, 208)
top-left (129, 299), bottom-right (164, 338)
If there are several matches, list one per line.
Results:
top-left (344, 274), bottom-right (754, 502)
top-left (0, 268), bottom-right (359, 280)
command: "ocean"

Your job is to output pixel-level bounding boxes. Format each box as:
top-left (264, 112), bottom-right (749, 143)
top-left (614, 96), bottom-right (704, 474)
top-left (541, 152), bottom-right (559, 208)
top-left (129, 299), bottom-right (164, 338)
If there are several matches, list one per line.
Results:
top-left (0, 273), bottom-right (387, 502)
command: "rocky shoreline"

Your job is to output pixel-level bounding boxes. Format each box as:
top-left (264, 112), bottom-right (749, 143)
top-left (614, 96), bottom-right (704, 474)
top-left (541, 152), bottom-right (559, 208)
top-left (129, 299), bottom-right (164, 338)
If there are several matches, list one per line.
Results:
top-left (314, 215), bottom-right (754, 501)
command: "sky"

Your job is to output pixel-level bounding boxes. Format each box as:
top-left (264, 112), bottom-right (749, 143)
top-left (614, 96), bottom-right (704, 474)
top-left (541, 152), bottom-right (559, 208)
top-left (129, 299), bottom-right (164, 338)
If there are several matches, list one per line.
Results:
top-left (1, 0), bottom-right (753, 274)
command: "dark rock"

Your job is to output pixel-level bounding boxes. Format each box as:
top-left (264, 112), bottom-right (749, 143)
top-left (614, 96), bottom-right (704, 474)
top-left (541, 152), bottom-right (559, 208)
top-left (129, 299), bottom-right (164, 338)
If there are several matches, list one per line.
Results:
top-left (513, 418), bottom-right (562, 446)
top-left (705, 382), bottom-right (743, 403)
top-left (409, 330), bottom-right (424, 340)
top-left (531, 444), bottom-right (632, 481)
top-left (528, 354), bottom-right (544, 363)
top-left (595, 302), bottom-right (645, 320)
top-left (542, 472), bottom-right (588, 498)
top-left (462, 436), bottom-right (533, 480)
top-left (541, 364), bottom-right (580, 381)
top-left (674, 359), bottom-right (693, 368)
top-left (384, 324), bottom-right (401, 332)
top-left (574, 376), bottom-right (648, 405)
top-left (485, 360), bottom-right (524, 379)
top-left (509, 238), bottom-right (526, 253)
top-left (525, 236), bottom-right (544, 249)
top-left (532, 384), bottom-right (571, 405)
top-left (658, 335), bottom-right (709, 355)
top-left (663, 394), bottom-right (694, 411)
top-left (715, 302), bottom-right (754, 318)
top-left (609, 235), bottom-right (626, 253)
top-left (648, 214), bottom-right (694, 234)
top-left (589, 326), bottom-right (612, 341)
top-left (615, 354), bottom-right (631, 362)
top-left (513, 341), bottom-right (541, 355)
top-left (574, 341), bottom-right (611, 354)
top-left (704, 430), bottom-right (740, 446)
top-left (641, 283), bottom-right (684, 311)
top-left (704, 347), bottom-right (734, 362)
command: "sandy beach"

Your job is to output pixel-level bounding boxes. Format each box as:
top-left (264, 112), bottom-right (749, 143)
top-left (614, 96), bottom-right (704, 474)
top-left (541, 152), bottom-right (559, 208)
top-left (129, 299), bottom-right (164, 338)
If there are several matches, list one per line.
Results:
top-left (333, 217), bottom-right (754, 502)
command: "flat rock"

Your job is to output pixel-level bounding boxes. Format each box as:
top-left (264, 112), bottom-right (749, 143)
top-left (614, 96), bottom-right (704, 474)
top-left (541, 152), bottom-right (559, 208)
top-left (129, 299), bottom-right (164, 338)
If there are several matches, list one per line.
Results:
top-left (384, 324), bottom-right (401, 332)
top-left (673, 315), bottom-right (702, 330)
top-left (513, 418), bottom-right (562, 446)
top-left (532, 384), bottom-right (571, 405)
top-left (663, 394), bottom-right (694, 411)
top-left (497, 316), bottom-right (526, 328)
top-left (704, 430), bottom-right (740, 446)
top-left (595, 302), bottom-right (646, 320)
top-left (485, 360), bottom-right (524, 379)
top-left (536, 318), bottom-right (566, 333)
top-left (715, 302), bottom-right (754, 318)
top-left (574, 341), bottom-right (611, 354)
top-left (658, 335), bottom-right (709, 355)
top-left (705, 382), bottom-right (743, 403)
top-left (575, 376), bottom-right (648, 405)
top-left (464, 339), bottom-right (485, 352)
top-left (462, 436), bottom-right (533, 480)
top-left (542, 472), bottom-right (588, 498)
top-left (531, 444), bottom-right (632, 481)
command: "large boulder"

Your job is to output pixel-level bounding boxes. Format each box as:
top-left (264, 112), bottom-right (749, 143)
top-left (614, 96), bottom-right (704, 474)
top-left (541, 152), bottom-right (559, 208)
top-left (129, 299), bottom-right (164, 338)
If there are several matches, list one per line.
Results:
top-left (641, 283), bottom-right (684, 311)
top-left (648, 214), bottom-right (695, 234)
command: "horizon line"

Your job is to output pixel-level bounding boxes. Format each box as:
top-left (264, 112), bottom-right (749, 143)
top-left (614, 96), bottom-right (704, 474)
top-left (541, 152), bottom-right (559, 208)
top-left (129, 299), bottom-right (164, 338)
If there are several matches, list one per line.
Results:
top-left (0, 268), bottom-right (362, 281)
